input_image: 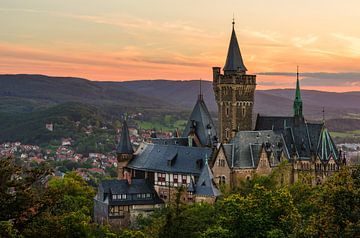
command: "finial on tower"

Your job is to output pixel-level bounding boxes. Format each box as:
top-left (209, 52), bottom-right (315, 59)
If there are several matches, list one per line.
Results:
top-left (322, 107), bottom-right (325, 124)
top-left (198, 78), bottom-right (203, 101)
top-left (200, 78), bottom-right (202, 95)
top-left (297, 65), bottom-right (299, 80)
top-left (232, 14), bottom-right (235, 28)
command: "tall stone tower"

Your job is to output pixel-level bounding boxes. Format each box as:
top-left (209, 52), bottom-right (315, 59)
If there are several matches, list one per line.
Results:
top-left (116, 120), bottom-right (134, 179)
top-left (213, 20), bottom-right (256, 143)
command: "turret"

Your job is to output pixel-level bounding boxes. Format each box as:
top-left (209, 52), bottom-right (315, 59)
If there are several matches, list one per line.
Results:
top-left (116, 120), bottom-right (134, 179)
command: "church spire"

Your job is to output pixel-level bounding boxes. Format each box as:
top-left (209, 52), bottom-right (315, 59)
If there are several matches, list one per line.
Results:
top-left (223, 19), bottom-right (247, 74)
top-left (293, 66), bottom-right (303, 118)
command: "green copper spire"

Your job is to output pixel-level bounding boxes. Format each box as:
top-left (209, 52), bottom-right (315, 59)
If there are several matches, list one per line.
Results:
top-left (293, 66), bottom-right (303, 118)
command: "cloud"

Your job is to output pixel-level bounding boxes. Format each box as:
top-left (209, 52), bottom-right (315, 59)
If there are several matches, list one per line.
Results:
top-left (331, 33), bottom-right (360, 56)
top-left (292, 35), bottom-right (318, 48)
top-left (257, 72), bottom-right (360, 86)
top-left (241, 29), bottom-right (282, 43)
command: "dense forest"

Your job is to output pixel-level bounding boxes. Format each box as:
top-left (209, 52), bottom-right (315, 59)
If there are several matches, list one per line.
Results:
top-left (1, 158), bottom-right (359, 238)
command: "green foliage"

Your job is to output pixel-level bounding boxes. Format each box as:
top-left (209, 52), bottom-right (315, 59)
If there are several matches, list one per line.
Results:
top-left (2, 156), bottom-right (360, 238)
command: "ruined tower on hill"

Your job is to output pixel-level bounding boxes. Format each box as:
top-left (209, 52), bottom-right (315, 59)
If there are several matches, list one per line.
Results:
top-left (213, 20), bottom-right (256, 143)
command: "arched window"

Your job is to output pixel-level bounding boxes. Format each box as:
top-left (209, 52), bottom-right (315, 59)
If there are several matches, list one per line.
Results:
top-left (219, 175), bottom-right (226, 185)
top-left (225, 129), bottom-right (229, 138)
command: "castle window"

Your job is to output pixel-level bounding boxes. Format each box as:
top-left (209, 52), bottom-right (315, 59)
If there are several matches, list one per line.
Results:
top-left (109, 205), bottom-right (128, 217)
top-left (226, 107), bottom-right (229, 116)
top-left (218, 159), bottom-right (225, 167)
top-left (242, 107), bottom-right (246, 117)
top-left (219, 175), bottom-right (226, 185)
top-left (225, 129), bottom-right (229, 138)
top-left (158, 173), bottom-right (166, 182)
top-left (182, 175), bottom-right (187, 185)
top-left (173, 174), bottom-right (178, 183)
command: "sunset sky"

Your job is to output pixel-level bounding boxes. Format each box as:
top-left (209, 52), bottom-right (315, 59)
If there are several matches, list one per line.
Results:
top-left (1, 0), bottom-right (360, 91)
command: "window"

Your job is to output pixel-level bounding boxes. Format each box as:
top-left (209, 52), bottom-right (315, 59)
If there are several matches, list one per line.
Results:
top-left (182, 175), bottom-right (187, 185)
top-left (218, 159), bottom-right (225, 167)
top-left (225, 129), bottom-right (229, 138)
top-left (242, 107), bottom-right (246, 117)
top-left (158, 173), bottom-right (166, 182)
top-left (109, 205), bottom-right (128, 217)
top-left (146, 193), bottom-right (151, 198)
top-left (226, 107), bottom-right (230, 116)
top-left (173, 174), bottom-right (178, 183)
top-left (219, 175), bottom-right (226, 185)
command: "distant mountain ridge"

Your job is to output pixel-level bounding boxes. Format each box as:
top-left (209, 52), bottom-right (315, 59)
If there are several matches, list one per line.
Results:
top-left (1, 74), bottom-right (360, 120)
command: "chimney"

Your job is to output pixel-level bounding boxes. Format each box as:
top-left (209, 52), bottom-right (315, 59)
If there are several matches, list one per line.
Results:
top-left (125, 171), bottom-right (132, 185)
top-left (212, 67), bottom-right (221, 82)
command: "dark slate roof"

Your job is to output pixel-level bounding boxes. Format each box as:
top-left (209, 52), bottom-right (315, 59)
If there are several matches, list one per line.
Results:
top-left (195, 161), bottom-right (221, 197)
top-left (222, 144), bottom-right (234, 167)
top-left (224, 130), bottom-right (289, 169)
top-left (182, 96), bottom-right (217, 146)
top-left (151, 137), bottom-right (189, 146)
top-left (255, 115), bottom-right (294, 131)
top-left (317, 127), bottom-right (339, 161)
top-left (255, 115), bottom-right (338, 161)
top-left (127, 142), bottom-right (213, 175)
top-left (96, 179), bottom-right (163, 205)
top-left (99, 179), bottom-right (153, 195)
top-left (117, 120), bottom-right (134, 154)
top-left (223, 25), bottom-right (247, 73)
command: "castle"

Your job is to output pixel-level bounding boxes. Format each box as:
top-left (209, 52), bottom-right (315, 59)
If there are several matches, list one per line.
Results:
top-left (94, 21), bottom-right (345, 227)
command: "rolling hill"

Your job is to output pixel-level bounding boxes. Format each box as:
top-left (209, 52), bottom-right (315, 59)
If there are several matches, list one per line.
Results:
top-left (2, 74), bottom-right (360, 120)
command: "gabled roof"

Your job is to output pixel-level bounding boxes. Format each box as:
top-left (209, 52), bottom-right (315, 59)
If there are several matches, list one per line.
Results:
top-left (99, 179), bottom-right (153, 195)
top-left (317, 126), bottom-right (338, 161)
top-left (96, 179), bottom-right (163, 205)
top-left (182, 96), bottom-right (217, 146)
top-left (127, 142), bottom-right (213, 175)
top-left (255, 115), bottom-right (338, 161)
top-left (117, 120), bottom-right (134, 154)
top-left (255, 115), bottom-right (294, 131)
top-left (223, 23), bottom-right (247, 73)
top-left (195, 160), bottom-right (221, 197)
top-left (225, 130), bottom-right (288, 169)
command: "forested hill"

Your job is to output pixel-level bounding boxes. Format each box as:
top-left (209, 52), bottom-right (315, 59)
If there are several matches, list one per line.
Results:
top-left (1, 74), bottom-right (360, 120)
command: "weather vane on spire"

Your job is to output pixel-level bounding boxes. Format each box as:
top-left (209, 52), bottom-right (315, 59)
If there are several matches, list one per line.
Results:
top-left (297, 65), bottom-right (299, 80)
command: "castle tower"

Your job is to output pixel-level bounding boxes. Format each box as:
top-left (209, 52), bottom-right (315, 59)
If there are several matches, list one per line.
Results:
top-left (116, 120), bottom-right (134, 179)
top-left (213, 20), bottom-right (256, 142)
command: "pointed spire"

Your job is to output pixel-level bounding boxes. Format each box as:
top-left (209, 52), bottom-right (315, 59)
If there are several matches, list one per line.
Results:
top-left (224, 19), bottom-right (247, 74)
top-left (293, 66), bottom-right (303, 118)
top-left (182, 96), bottom-right (217, 146)
top-left (117, 119), bottom-right (134, 154)
top-left (195, 158), bottom-right (221, 197)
